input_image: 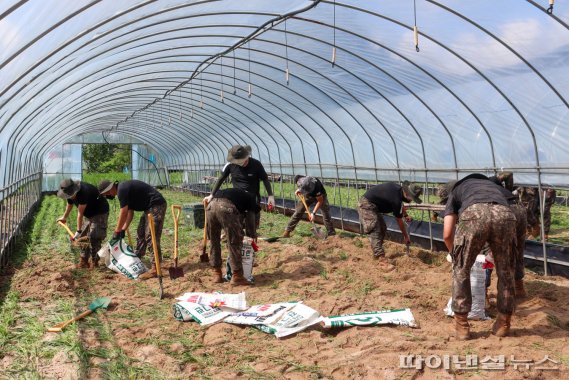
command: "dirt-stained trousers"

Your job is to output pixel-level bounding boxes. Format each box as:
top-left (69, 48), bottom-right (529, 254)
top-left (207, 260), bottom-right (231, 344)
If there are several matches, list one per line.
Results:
top-left (135, 202), bottom-right (167, 265)
top-left (207, 198), bottom-right (244, 273)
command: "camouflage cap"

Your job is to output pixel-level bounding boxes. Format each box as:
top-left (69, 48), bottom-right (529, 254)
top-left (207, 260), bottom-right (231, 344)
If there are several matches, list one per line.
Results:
top-left (402, 181), bottom-right (423, 204)
top-left (437, 180), bottom-right (457, 205)
top-left (297, 176), bottom-right (317, 195)
top-left (57, 178), bottom-right (80, 199)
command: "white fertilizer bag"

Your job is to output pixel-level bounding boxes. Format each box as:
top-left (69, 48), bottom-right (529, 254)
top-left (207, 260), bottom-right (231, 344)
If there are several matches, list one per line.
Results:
top-left (172, 302), bottom-right (231, 325)
top-left (445, 255), bottom-right (489, 320)
top-left (321, 309), bottom-right (418, 328)
top-left (175, 292), bottom-right (248, 311)
top-left (225, 237), bottom-right (257, 283)
top-left (224, 302), bottom-right (296, 326)
top-left (97, 238), bottom-right (147, 280)
top-left (255, 303), bottom-right (322, 338)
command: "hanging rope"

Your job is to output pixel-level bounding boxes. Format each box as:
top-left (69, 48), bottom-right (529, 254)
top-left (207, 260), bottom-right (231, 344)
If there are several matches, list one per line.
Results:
top-left (220, 57), bottom-right (224, 102)
top-left (179, 88), bottom-right (182, 120)
top-left (413, 0), bottom-right (420, 52)
top-left (200, 74), bottom-right (204, 108)
top-left (190, 82), bottom-right (194, 118)
top-left (284, 20), bottom-right (290, 85)
top-left (332, 0), bottom-right (337, 66)
top-left (547, 0), bottom-right (554, 14)
top-left (168, 95), bottom-right (171, 125)
top-left (233, 49), bottom-right (237, 94)
top-left (248, 41), bottom-right (252, 98)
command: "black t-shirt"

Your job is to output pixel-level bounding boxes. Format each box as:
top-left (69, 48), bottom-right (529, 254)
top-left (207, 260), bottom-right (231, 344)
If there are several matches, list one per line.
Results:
top-left (445, 178), bottom-right (509, 216)
top-left (304, 177), bottom-right (326, 197)
top-left (363, 183), bottom-right (404, 218)
top-left (68, 182), bottom-right (109, 218)
top-left (117, 180), bottom-right (166, 211)
top-left (213, 157), bottom-right (271, 200)
top-left (213, 188), bottom-right (259, 214)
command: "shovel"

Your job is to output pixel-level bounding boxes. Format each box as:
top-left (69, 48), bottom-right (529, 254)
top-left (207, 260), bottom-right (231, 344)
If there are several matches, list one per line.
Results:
top-left (147, 214), bottom-right (164, 299)
top-left (260, 203), bottom-right (282, 243)
top-left (298, 194), bottom-right (327, 240)
top-left (47, 297), bottom-right (112, 332)
top-left (125, 228), bottom-right (134, 247)
top-left (199, 201), bottom-right (209, 263)
top-left (168, 205), bottom-right (184, 279)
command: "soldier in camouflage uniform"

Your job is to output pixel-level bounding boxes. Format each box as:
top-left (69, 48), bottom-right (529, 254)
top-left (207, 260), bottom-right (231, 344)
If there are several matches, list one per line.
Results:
top-left (442, 174), bottom-right (516, 339)
top-left (518, 186), bottom-right (540, 238)
top-left (543, 187), bottom-right (556, 241)
top-left (57, 179), bottom-right (109, 269)
top-left (203, 188), bottom-right (258, 286)
top-left (98, 179), bottom-right (167, 280)
top-left (357, 181), bottom-right (423, 259)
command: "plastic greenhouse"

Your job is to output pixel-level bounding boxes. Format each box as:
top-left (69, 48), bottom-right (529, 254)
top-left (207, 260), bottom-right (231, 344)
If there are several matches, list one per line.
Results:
top-left (1, 1), bottom-right (568, 269)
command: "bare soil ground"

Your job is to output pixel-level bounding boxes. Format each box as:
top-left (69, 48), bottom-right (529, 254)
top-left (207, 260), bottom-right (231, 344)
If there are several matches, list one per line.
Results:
top-left (1, 193), bottom-right (569, 379)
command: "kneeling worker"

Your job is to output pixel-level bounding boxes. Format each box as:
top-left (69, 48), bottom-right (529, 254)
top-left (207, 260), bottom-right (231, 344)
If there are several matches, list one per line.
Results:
top-left (98, 179), bottom-right (167, 280)
top-left (203, 188), bottom-right (258, 285)
top-left (357, 181), bottom-right (423, 259)
top-left (283, 175), bottom-right (335, 238)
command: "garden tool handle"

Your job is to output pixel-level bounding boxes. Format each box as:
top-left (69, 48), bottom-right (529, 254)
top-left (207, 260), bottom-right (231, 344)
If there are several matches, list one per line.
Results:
top-left (125, 228), bottom-right (133, 247)
top-left (171, 205), bottom-right (181, 261)
top-left (202, 203), bottom-right (208, 252)
top-left (57, 221), bottom-right (75, 239)
top-left (298, 194), bottom-right (313, 220)
top-left (147, 214), bottom-right (162, 277)
top-left (47, 309), bottom-right (93, 332)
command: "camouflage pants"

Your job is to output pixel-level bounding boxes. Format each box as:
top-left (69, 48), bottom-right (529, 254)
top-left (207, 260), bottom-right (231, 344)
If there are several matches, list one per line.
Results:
top-left (207, 198), bottom-right (244, 272)
top-left (451, 203), bottom-right (516, 315)
top-left (135, 202), bottom-right (167, 265)
top-left (285, 194), bottom-right (335, 235)
top-left (80, 213), bottom-right (109, 260)
top-left (510, 203), bottom-right (527, 281)
top-left (357, 197), bottom-right (387, 257)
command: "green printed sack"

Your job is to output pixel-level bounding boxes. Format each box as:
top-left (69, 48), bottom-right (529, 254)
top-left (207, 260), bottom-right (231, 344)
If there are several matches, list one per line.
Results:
top-left (321, 309), bottom-right (418, 328)
top-left (97, 238), bottom-right (148, 279)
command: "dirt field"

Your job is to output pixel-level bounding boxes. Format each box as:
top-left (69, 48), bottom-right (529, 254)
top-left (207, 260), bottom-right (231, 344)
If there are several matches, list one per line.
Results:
top-left (1, 193), bottom-right (568, 379)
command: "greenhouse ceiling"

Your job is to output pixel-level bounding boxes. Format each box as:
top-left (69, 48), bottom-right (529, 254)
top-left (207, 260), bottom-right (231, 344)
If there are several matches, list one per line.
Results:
top-left (0, 0), bottom-right (568, 186)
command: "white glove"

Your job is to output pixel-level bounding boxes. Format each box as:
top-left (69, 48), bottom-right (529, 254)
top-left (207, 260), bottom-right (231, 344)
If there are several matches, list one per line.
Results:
top-left (72, 231), bottom-right (81, 241)
top-left (203, 194), bottom-right (213, 205)
top-left (268, 195), bottom-right (275, 208)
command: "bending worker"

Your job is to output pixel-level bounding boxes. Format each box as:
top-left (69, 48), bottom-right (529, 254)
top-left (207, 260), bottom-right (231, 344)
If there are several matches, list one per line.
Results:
top-left (206, 145), bottom-right (275, 239)
top-left (98, 179), bottom-right (167, 280)
top-left (282, 175), bottom-right (335, 238)
top-left (57, 178), bottom-right (109, 269)
top-left (442, 174), bottom-right (516, 340)
top-left (203, 188), bottom-right (258, 286)
top-left (357, 181), bottom-right (423, 259)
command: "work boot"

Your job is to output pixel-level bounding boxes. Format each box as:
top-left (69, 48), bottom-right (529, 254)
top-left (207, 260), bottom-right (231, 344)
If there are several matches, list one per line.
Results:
top-left (492, 313), bottom-right (512, 337)
top-left (515, 279), bottom-right (527, 299)
top-left (77, 257), bottom-right (89, 269)
top-left (212, 267), bottom-right (223, 283)
top-left (373, 247), bottom-right (385, 259)
top-left (282, 230), bottom-right (291, 238)
top-left (231, 272), bottom-right (251, 286)
top-left (138, 268), bottom-right (158, 280)
top-left (454, 313), bottom-right (470, 340)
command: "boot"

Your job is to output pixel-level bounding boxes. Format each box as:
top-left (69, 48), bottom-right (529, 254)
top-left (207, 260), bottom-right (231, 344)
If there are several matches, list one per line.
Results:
top-left (138, 267), bottom-right (157, 280)
top-left (492, 313), bottom-right (512, 337)
top-left (231, 272), bottom-right (251, 286)
top-left (77, 257), bottom-right (89, 269)
top-left (515, 279), bottom-right (527, 299)
top-left (212, 267), bottom-right (223, 283)
top-left (282, 230), bottom-right (291, 238)
top-left (454, 313), bottom-right (470, 340)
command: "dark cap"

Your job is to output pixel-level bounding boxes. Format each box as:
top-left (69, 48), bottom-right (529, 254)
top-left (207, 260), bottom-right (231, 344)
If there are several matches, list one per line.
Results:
top-left (297, 176), bottom-right (317, 195)
top-left (97, 179), bottom-right (115, 194)
top-left (402, 181), bottom-right (423, 204)
top-left (227, 145), bottom-right (250, 166)
top-left (57, 178), bottom-right (80, 199)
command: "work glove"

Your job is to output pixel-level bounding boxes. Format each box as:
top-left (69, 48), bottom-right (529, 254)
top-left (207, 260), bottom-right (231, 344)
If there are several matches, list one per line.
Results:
top-left (308, 212), bottom-right (314, 222)
top-left (268, 195), bottom-right (275, 208)
top-left (112, 230), bottom-right (125, 241)
top-left (203, 194), bottom-right (213, 205)
top-left (405, 215), bottom-right (413, 223)
top-left (72, 231), bottom-right (81, 241)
